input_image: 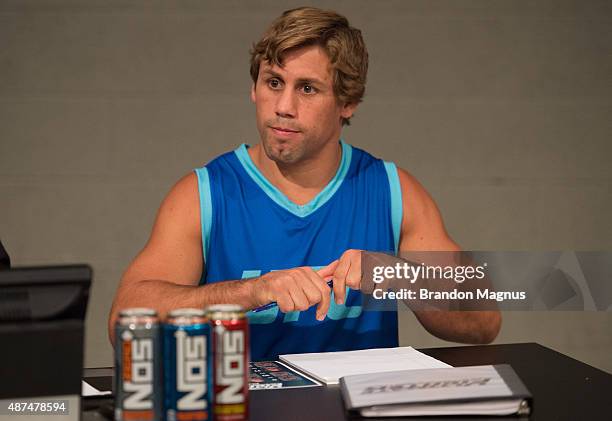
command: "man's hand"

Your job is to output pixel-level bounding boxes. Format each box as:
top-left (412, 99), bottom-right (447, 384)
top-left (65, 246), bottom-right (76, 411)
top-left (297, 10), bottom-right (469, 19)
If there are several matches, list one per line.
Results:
top-left (330, 249), bottom-right (364, 305)
top-left (252, 262), bottom-right (338, 320)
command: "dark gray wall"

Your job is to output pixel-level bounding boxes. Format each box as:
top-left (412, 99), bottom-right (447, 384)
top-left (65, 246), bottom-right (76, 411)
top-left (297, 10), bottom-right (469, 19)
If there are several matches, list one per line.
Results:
top-left (1, 1), bottom-right (610, 371)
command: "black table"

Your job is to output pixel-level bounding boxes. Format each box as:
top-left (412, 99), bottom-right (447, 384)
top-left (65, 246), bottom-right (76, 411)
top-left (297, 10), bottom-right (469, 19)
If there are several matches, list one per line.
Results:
top-left (82, 342), bottom-right (612, 420)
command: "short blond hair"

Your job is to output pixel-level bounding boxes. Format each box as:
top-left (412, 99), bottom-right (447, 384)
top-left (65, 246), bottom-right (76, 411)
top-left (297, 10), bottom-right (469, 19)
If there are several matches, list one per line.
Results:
top-left (250, 7), bottom-right (368, 125)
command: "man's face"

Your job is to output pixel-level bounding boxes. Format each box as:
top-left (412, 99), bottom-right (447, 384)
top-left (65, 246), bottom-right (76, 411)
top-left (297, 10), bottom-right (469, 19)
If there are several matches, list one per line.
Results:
top-left (251, 45), bottom-right (356, 165)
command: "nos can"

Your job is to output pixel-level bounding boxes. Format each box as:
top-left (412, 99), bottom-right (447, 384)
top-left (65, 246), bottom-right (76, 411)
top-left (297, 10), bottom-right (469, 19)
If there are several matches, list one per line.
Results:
top-left (114, 308), bottom-right (163, 421)
top-left (163, 308), bottom-right (212, 421)
top-left (207, 304), bottom-right (249, 421)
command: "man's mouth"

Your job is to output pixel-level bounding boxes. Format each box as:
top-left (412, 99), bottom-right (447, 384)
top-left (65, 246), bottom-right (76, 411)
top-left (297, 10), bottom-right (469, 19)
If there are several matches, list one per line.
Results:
top-left (270, 126), bottom-right (300, 133)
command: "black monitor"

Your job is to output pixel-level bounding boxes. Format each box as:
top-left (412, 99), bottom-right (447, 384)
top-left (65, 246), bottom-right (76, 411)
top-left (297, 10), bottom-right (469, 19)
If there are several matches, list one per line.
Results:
top-left (0, 240), bottom-right (10, 269)
top-left (0, 265), bottom-right (92, 400)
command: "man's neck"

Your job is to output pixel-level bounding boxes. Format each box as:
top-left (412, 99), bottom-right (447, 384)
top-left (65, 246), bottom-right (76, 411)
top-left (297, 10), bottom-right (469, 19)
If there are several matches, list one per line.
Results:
top-left (248, 141), bottom-right (342, 206)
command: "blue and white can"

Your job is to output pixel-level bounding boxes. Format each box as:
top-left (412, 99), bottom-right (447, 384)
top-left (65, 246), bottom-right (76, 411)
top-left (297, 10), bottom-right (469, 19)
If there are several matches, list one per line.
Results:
top-left (163, 308), bottom-right (212, 421)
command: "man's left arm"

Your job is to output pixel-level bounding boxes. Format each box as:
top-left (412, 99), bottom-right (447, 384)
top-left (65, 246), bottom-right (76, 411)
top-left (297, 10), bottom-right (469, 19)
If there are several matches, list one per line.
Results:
top-left (330, 167), bottom-right (501, 343)
top-left (394, 167), bottom-right (501, 344)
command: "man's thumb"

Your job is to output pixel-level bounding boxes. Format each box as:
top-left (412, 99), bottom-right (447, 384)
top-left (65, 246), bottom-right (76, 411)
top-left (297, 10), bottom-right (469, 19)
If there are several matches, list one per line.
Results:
top-left (317, 259), bottom-right (339, 278)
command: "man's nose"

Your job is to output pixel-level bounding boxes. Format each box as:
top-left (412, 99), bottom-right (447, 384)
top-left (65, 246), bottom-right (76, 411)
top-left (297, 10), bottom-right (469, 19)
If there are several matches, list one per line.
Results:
top-left (275, 87), bottom-right (297, 119)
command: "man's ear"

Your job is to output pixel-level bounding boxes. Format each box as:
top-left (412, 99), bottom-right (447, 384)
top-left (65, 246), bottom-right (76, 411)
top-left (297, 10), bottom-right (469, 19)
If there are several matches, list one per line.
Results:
top-left (250, 83), bottom-right (256, 103)
top-left (341, 102), bottom-right (358, 120)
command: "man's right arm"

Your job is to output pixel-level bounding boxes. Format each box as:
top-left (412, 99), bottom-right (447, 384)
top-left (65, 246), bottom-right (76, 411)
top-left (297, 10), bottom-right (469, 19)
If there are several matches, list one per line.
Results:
top-left (107, 173), bottom-right (257, 344)
top-left (107, 172), bottom-right (333, 345)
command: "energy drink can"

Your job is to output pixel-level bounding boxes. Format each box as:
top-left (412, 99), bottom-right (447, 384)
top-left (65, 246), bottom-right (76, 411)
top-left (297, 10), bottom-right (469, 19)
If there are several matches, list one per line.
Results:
top-left (114, 308), bottom-right (162, 421)
top-left (207, 304), bottom-right (249, 421)
top-left (163, 308), bottom-right (212, 421)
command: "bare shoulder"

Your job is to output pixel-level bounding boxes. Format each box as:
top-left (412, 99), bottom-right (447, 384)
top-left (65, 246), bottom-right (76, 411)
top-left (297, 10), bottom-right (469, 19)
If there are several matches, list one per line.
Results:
top-left (396, 167), bottom-right (438, 220)
top-left (123, 171), bottom-right (203, 286)
top-left (396, 167), bottom-right (460, 251)
top-left (154, 172), bottom-right (200, 234)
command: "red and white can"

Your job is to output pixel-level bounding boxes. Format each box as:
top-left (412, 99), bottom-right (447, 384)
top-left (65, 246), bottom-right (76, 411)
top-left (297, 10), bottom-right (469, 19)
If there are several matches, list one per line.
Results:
top-left (207, 304), bottom-right (249, 421)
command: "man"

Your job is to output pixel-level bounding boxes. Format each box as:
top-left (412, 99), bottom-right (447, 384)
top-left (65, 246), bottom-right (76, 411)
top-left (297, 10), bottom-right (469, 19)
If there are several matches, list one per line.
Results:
top-left (108, 7), bottom-right (500, 359)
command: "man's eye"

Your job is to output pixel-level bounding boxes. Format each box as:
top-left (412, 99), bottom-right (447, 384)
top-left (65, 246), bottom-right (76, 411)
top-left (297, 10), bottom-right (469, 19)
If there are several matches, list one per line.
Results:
top-left (302, 84), bottom-right (316, 94)
top-left (268, 78), bottom-right (281, 89)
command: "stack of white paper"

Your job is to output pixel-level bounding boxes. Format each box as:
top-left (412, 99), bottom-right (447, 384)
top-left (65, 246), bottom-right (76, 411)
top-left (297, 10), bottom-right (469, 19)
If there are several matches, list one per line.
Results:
top-left (279, 346), bottom-right (451, 385)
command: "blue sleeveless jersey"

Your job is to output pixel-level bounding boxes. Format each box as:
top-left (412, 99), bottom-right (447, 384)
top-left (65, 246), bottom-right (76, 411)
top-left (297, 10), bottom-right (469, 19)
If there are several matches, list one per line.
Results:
top-left (195, 141), bottom-right (403, 360)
